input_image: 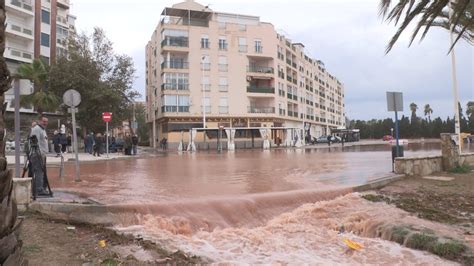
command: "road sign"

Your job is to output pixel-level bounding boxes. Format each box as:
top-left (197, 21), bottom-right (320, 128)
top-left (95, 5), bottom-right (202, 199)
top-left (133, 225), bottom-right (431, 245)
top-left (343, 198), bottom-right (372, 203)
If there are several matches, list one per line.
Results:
top-left (67, 108), bottom-right (78, 113)
top-left (386, 92), bottom-right (403, 112)
top-left (63, 89), bottom-right (81, 107)
top-left (102, 112), bottom-right (112, 122)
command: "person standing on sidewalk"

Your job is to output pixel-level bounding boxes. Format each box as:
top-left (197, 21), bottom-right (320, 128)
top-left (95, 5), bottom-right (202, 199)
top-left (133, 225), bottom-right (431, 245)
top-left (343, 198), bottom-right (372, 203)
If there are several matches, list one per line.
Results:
top-left (93, 133), bottom-right (103, 157)
top-left (52, 130), bottom-right (61, 157)
top-left (30, 116), bottom-right (49, 195)
top-left (131, 134), bottom-right (138, 155)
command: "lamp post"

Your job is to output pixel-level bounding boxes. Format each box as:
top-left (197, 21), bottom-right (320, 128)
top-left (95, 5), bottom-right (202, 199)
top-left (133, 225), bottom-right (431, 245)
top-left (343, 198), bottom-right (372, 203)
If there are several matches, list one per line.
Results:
top-left (448, 0), bottom-right (462, 153)
top-left (201, 55), bottom-right (207, 129)
top-left (391, 128), bottom-right (394, 137)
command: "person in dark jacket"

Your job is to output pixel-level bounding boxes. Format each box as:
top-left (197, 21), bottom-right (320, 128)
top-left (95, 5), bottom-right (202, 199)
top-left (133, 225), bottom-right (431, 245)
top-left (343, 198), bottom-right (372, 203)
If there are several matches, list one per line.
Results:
top-left (124, 133), bottom-right (132, 155)
top-left (52, 130), bottom-right (61, 157)
top-left (131, 134), bottom-right (138, 155)
top-left (93, 133), bottom-right (103, 157)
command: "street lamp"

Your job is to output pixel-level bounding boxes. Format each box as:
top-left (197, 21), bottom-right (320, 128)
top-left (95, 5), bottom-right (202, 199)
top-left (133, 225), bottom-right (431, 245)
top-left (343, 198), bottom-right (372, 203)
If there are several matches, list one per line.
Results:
top-left (448, 0), bottom-right (462, 153)
top-left (391, 128), bottom-right (394, 137)
top-left (201, 55), bottom-right (207, 129)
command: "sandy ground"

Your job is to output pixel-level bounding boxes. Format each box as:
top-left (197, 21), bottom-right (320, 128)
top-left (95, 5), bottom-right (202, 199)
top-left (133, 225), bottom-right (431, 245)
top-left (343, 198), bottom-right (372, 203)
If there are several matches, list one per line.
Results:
top-left (19, 212), bottom-right (204, 265)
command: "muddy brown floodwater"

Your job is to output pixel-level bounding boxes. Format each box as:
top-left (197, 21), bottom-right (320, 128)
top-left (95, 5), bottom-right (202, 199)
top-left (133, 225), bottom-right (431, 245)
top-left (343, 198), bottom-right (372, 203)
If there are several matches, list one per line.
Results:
top-left (46, 142), bottom-right (470, 264)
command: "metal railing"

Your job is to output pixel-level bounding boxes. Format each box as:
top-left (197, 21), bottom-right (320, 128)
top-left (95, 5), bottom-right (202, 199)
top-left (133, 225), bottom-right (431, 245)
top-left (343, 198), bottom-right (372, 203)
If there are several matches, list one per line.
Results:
top-left (10, 0), bottom-right (33, 12)
top-left (162, 106), bottom-right (189, 113)
top-left (161, 61), bottom-right (188, 69)
top-left (161, 37), bottom-right (189, 48)
top-left (255, 46), bottom-right (263, 53)
top-left (248, 106), bottom-right (275, 114)
top-left (201, 40), bottom-right (210, 49)
top-left (161, 83), bottom-right (189, 91)
top-left (219, 106), bottom-right (229, 114)
top-left (238, 45), bottom-right (247, 52)
top-left (247, 86), bottom-right (275, 94)
top-left (218, 64), bottom-right (228, 72)
top-left (201, 63), bottom-right (211, 70)
top-left (247, 66), bottom-right (274, 74)
top-left (5, 46), bottom-right (33, 61)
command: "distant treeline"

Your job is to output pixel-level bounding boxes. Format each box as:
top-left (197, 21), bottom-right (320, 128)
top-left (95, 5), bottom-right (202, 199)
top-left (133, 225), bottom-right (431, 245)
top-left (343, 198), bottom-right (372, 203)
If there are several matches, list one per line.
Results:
top-left (349, 102), bottom-right (474, 139)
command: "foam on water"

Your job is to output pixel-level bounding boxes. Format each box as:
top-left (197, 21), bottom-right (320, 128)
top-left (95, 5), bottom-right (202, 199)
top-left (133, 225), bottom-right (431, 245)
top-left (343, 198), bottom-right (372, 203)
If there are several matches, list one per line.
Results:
top-left (115, 193), bottom-right (459, 264)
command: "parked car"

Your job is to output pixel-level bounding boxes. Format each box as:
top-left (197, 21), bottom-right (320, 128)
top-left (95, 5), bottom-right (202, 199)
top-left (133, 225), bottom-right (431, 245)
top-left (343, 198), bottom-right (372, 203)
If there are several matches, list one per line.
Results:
top-left (316, 136), bottom-right (340, 143)
top-left (383, 135), bottom-right (394, 141)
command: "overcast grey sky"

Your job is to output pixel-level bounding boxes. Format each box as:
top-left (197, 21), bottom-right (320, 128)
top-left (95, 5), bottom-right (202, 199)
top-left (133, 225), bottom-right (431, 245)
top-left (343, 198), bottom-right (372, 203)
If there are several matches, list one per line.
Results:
top-left (71, 0), bottom-right (473, 120)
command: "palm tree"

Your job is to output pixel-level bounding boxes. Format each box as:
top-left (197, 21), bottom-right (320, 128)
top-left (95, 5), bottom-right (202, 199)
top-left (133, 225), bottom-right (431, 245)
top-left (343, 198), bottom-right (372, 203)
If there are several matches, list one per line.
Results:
top-left (428, 2), bottom-right (474, 45)
top-left (424, 104), bottom-right (433, 122)
top-left (410, 102), bottom-right (418, 123)
top-left (0, 1), bottom-right (22, 264)
top-left (15, 59), bottom-right (60, 114)
top-left (379, 0), bottom-right (473, 53)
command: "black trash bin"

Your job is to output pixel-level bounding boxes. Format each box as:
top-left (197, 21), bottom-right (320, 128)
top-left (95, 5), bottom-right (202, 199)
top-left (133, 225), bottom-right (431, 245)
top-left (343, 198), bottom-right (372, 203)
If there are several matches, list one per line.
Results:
top-left (391, 145), bottom-right (404, 163)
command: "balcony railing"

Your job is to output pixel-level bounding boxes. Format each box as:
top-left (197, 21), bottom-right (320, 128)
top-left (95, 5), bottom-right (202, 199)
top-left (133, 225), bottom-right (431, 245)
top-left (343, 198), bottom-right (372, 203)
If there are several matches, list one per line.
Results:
top-left (161, 61), bottom-right (188, 69)
top-left (161, 83), bottom-right (189, 91)
top-left (248, 106), bottom-right (275, 114)
top-left (255, 46), bottom-right (263, 53)
top-left (247, 66), bottom-right (274, 74)
top-left (10, 0), bottom-right (33, 12)
top-left (247, 86), bottom-right (275, 94)
top-left (7, 22), bottom-right (33, 37)
top-left (218, 64), bottom-right (228, 72)
top-left (286, 59), bottom-right (292, 65)
top-left (218, 43), bottom-right (228, 51)
top-left (201, 63), bottom-right (211, 70)
top-left (201, 40), bottom-right (210, 49)
top-left (161, 37), bottom-right (189, 48)
top-left (161, 106), bottom-right (189, 113)
top-left (238, 45), bottom-right (247, 52)
top-left (279, 109), bottom-right (286, 116)
top-left (219, 85), bottom-right (228, 92)
top-left (5, 46), bottom-right (33, 62)
top-left (219, 106), bottom-right (229, 114)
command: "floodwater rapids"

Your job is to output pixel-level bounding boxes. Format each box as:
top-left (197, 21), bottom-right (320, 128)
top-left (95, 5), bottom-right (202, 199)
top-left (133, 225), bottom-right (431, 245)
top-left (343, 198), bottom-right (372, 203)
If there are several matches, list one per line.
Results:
top-left (48, 142), bottom-right (466, 264)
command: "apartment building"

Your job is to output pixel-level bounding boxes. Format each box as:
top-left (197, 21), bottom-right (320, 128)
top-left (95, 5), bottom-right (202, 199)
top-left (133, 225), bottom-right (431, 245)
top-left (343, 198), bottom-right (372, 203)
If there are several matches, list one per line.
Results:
top-left (146, 0), bottom-right (345, 148)
top-left (4, 0), bottom-right (76, 112)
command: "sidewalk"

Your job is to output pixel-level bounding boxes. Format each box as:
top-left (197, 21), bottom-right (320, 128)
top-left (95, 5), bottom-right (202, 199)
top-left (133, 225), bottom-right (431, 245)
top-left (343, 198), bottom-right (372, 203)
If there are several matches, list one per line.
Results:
top-left (6, 151), bottom-right (143, 166)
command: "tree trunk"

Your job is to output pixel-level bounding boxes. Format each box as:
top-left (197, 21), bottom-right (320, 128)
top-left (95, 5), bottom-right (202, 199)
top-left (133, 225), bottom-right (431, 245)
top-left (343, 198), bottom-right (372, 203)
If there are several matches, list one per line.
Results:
top-left (0, 1), bottom-right (23, 264)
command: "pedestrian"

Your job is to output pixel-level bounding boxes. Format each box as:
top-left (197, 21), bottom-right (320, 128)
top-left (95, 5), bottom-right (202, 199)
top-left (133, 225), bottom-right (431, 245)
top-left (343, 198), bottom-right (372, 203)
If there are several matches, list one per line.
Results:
top-left (341, 135), bottom-right (345, 147)
top-left (131, 134), bottom-right (138, 155)
top-left (29, 116), bottom-right (50, 196)
top-left (93, 133), bottom-right (103, 157)
top-left (67, 133), bottom-right (72, 152)
top-left (124, 133), bottom-right (132, 155)
top-left (85, 132), bottom-right (94, 154)
top-left (327, 135), bottom-right (332, 146)
top-left (59, 125), bottom-right (67, 154)
top-left (52, 130), bottom-right (61, 157)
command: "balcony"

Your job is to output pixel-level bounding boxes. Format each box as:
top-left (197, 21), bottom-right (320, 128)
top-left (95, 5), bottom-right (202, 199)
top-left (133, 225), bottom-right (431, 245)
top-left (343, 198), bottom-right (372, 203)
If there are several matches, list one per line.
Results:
top-left (219, 106), bottom-right (229, 114)
top-left (201, 63), bottom-right (211, 71)
top-left (238, 45), bottom-right (247, 53)
top-left (57, 15), bottom-right (68, 25)
top-left (5, 21), bottom-right (34, 40)
top-left (248, 106), bottom-right (275, 114)
top-left (247, 86), bottom-right (275, 94)
top-left (161, 106), bottom-right (189, 113)
top-left (7, 0), bottom-right (34, 16)
top-left (279, 109), bottom-right (286, 116)
top-left (218, 64), bottom-right (228, 72)
top-left (161, 37), bottom-right (189, 48)
top-left (57, 0), bottom-right (69, 9)
top-left (161, 61), bottom-right (188, 69)
top-left (247, 66), bottom-right (274, 74)
top-left (4, 46), bottom-right (33, 63)
top-left (254, 46), bottom-right (263, 54)
top-left (161, 83), bottom-right (189, 91)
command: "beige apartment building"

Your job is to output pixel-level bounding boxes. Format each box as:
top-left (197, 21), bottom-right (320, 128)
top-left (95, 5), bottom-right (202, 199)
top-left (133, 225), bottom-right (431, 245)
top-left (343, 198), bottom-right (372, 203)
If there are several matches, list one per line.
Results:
top-left (146, 0), bottom-right (345, 149)
top-left (4, 0), bottom-right (75, 112)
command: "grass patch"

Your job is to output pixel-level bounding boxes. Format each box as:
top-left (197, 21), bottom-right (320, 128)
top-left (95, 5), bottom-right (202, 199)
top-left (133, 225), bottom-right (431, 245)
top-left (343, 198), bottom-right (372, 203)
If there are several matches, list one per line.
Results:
top-left (361, 194), bottom-right (387, 202)
top-left (448, 164), bottom-right (472, 174)
top-left (391, 226), bottom-right (410, 245)
top-left (101, 259), bottom-right (119, 266)
top-left (23, 244), bottom-right (41, 253)
top-left (406, 233), bottom-right (438, 250)
top-left (430, 241), bottom-right (466, 260)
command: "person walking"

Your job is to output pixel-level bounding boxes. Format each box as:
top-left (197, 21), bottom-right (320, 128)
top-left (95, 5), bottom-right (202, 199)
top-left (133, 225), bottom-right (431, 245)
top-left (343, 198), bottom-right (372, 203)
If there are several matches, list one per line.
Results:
top-left (327, 135), bottom-right (332, 146)
top-left (52, 130), bottom-right (61, 157)
top-left (124, 133), bottom-right (132, 155)
top-left (93, 133), bottom-right (103, 157)
top-left (85, 132), bottom-right (94, 154)
top-left (59, 125), bottom-right (67, 154)
top-left (131, 134), bottom-right (138, 155)
top-left (30, 116), bottom-right (50, 195)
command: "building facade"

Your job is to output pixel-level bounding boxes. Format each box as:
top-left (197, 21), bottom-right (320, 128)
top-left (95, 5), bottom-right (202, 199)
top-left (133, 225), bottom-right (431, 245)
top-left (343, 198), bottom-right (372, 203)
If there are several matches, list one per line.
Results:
top-left (146, 0), bottom-right (345, 148)
top-left (4, 0), bottom-right (75, 112)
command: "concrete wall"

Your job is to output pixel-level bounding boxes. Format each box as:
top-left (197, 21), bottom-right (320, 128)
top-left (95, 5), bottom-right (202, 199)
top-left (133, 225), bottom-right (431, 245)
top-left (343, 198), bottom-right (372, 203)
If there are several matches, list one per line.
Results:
top-left (394, 155), bottom-right (443, 176)
top-left (12, 178), bottom-right (32, 211)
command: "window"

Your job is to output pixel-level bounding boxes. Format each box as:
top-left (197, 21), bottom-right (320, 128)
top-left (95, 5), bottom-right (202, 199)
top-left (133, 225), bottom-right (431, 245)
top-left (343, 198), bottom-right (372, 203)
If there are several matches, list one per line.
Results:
top-left (40, 56), bottom-right (50, 65)
top-left (201, 35), bottom-right (209, 49)
top-left (238, 37), bottom-right (247, 52)
top-left (219, 77), bottom-right (228, 92)
top-left (255, 40), bottom-right (262, 53)
top-left (201, 55), bottom-right (210, 70)
top-left (41, 9), bottom-right (50, 24)
top-left (218, 36), bottom-right (227, 51)
top-left (218, 56), bottom-right (227, 72)
top-left (41, 33), bottom-right (50, 47)
top-left (219, 97), bottom-right (228, 114)
top-left (202, 76), bottom-right (210, 91)
top-left (203, 97), bottom-right (211, 113)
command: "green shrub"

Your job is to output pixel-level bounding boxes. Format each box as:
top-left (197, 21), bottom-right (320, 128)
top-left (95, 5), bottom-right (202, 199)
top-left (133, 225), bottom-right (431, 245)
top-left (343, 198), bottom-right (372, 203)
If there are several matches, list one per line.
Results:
top-left (448, 164), bottom-right (472, 174)
top-left (430, 241), bottom-right (466, 260)
top-left (406, 233), bottom-right (438, 250)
